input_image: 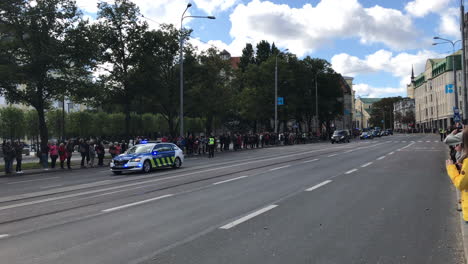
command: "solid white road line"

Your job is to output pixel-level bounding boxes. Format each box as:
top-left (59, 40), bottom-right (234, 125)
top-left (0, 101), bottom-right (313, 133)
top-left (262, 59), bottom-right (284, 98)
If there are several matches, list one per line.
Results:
top-left (269, 165), bottom-right (291, 171)
top-left (303, 158), bottom-right (319, 163)
top-left (328, 154), bottom-right (337, 157)
top-left (40, 184), bottom-right (64, 189)
top-left (345, 169), bottom-right (358, 174)
top-left (213, 176), bottom-right (248, 185)
top-left (377, 156), bottom-right (386, 160)
top-left (219, 205), bottom-right (278, 230)
top-left (102, 194), bottom-right (173, 213)
top-left (305, 180), bottom-right (332, 191)
top-left (6, 177), bottom-right (60, 185)
top-left (389, 152), bottom-right (394, 155)
top-left (0, 234), bottom-right (9, 239)
top-left (361, 162), bottom-right (373, 168)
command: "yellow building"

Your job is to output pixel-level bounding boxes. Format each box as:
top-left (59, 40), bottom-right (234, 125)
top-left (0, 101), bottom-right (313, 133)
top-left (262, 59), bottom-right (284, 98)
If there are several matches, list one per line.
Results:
top-left (354, 97), bottom-right (382, 129)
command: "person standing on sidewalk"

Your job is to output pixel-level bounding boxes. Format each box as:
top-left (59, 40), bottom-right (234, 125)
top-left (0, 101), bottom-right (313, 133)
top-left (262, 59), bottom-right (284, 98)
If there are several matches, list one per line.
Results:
top-left (96, 142), bottom-right (105, 166)
top-left (14, 141), bottom-right (23, 173)
top-left (446, 128), bottom-right (468, 222)
top-left (2, 141), bottom-right (13, 174)
top-left (58, 143), bottom-right (67, 169)
top-left (79, 139), bottom-right (87, 168)
top-left (65, 140), bottom-right (74, 169)
top-left (208, 135), bottom-right (215, 158)
top-left (49, 142), bottom-right (58, 169)
top-left (89, 141), bottom-right (96, 168)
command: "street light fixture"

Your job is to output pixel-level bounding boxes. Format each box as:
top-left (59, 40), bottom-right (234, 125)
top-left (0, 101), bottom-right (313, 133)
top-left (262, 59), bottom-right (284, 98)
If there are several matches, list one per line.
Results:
top-left (433, 36), bottom-right (461, 124)
top-left (179, 4), bottom-right (216, 138)
top-left (275, 48), bottom-right (288, 134)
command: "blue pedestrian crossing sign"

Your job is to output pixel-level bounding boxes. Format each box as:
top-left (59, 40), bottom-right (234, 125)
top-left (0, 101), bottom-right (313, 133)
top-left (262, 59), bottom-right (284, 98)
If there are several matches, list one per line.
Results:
top-left (277, 97), bottom-right (284, 105)
top-left (445, 84), bottom-right (454, 94)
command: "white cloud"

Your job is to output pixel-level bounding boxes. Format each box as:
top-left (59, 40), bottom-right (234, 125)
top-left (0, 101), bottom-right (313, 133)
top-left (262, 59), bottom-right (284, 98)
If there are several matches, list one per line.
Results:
top-left (189, 38), bottom-right (231, 54)
top-left (331, 49), bottom-right (443, 87)
top-left (353, 83), bottom-right (405, 97)
top-left (228, 0), bottom-right (423, 57)
top-left (193, 0), bottom-right (238, 15)
top-left (76, 0), bottom-right (189, 29)
top-left (438, 7), bottom-right (461, 39)
top-left (405, 0), bottom-right (451, 17)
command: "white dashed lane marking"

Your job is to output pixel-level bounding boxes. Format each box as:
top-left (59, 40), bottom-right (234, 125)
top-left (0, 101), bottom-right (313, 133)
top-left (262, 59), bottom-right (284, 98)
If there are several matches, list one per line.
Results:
top-left (305, 180), bottom-right (332, 191)
top-left (220, 205), bottom-right (278, 230)
top-left (361, 162), bottom-right (373, 168)
top-left (345, 169), bottom-right (358, 174)
top-left (377, 156), bottom-right (386, 160)
top-left (213, 176), bottom-right (248, 185)
top-left (328, 154), bottom-right (337, 157)
top-left (102, 194), bottom-right (173, 213)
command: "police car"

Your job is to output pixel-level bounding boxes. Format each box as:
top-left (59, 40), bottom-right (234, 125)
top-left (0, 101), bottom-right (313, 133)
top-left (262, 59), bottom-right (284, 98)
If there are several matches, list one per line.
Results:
top-left (110, 142), bottom-right (184, 175)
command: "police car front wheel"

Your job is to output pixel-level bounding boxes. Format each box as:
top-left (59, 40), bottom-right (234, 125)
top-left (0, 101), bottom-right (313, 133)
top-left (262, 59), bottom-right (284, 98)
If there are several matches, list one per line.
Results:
top-left (172, 157), bottom-right (182, 169)
top-left (143, 160), bottom-right (152, 173)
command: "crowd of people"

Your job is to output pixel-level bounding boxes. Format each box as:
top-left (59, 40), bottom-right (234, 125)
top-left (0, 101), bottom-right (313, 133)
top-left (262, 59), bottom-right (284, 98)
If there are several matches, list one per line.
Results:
top-left (444, 123), bottom-right (468, 223)
top-left (1, 131), bottom-right (323, 174)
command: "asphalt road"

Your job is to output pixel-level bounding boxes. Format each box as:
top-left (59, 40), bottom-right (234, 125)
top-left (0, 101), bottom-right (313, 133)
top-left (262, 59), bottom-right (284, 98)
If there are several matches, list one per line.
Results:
top-left (0, 134), bottom-right (464, 264)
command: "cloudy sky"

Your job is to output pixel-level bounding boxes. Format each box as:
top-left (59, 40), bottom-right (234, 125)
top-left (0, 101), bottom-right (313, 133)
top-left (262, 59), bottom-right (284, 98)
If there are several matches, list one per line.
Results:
top-left (76, 0), bottom-right (464, 98)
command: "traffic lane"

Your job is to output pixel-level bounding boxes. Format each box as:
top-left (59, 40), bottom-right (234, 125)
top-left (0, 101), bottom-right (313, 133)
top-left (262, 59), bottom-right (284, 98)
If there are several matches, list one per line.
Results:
top-left (0, 139), bottom-right (400, 229)
top-left (0, 138), bottom-right (411, 236)
top-left (0, 140), bottom-right (365, 204)
top-left (0, 140), bottom-right (414, 263)
top-left (0, 142), bottom-right (355, 195)
top-left (149, 135), bottom-right (463, 264)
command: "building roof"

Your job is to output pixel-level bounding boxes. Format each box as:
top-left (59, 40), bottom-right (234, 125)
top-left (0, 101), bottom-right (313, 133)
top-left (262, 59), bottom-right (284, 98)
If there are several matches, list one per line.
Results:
top-left (359, 98), bottom-right (381, 104)
top-left (230, 57), bottom-right (240, 69)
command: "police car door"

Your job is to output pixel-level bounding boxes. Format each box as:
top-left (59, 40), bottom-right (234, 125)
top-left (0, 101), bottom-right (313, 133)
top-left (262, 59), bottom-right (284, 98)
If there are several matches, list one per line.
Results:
top-left (160, 144), bottom-right (176, 166)
top-left (152, 144), bottom-right (166, 168)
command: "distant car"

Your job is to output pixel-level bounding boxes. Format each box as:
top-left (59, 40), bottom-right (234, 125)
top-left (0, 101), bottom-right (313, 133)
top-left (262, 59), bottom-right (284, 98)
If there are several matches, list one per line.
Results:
top-left (110, 142), bottom-right (184, 175)
top-left (385, 129), bottom-right (393, 135)
top-left (372, 130), bottom-right (381, 137)
top-left (331, 130), bottom-right (350, 143)
top-left (360, 132), bottom-right (373, 140)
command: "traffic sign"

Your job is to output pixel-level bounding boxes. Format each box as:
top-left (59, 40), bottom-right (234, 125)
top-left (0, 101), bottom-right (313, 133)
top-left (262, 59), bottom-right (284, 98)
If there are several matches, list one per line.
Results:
top-left (446, 84), bottom-right (454, 94)
top-left (277, 97), bottom-right (284, 105)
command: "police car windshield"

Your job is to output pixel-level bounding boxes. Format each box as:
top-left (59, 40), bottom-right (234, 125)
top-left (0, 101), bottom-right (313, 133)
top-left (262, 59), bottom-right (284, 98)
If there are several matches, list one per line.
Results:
top-left (333, 131), bottom-right (345, 136)
top-left (125, 144), bottom-right (154, 154)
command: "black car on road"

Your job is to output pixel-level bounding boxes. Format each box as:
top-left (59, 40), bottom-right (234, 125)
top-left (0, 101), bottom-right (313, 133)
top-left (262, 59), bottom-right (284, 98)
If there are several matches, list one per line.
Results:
top-left (331, 130), bottom-right (351, 144)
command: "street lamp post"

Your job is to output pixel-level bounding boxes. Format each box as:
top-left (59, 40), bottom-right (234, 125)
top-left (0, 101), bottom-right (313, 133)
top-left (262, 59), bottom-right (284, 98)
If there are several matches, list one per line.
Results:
top-left (274, 48), bottom-right (288, 134)
top-left (433, 37), bottom-right (461, 124)
top-left (180, 3), bottom-right (215, 138)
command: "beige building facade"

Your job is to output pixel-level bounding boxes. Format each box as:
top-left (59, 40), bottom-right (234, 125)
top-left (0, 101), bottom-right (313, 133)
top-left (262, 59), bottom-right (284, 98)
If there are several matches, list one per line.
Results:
top-left (354, 97), bottom-right (381, 129)
top-left (409, 51), bottom-right (464, 130)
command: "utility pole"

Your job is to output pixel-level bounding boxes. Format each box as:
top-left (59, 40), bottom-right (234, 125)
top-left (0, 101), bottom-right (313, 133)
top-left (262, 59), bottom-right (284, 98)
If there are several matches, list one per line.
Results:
top-left (461, 0), bottom-right (467, 123)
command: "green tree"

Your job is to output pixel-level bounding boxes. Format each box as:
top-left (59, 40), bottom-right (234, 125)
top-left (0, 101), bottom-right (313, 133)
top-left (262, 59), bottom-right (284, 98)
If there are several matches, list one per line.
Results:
top-left (0, 106), bottom-right (25, 140)
top-left (0, 0), bottom-right (96, 152)
top-left (186, 48), bottom-right (233, 134)
top-left (239, 43), bottom-right (255, 72)
top-left (95, 0), bottom-right (148, 138)
top-left (255, 40), bottom-right (271, 65)
top-left (369, 97), bottom-right (402, 129)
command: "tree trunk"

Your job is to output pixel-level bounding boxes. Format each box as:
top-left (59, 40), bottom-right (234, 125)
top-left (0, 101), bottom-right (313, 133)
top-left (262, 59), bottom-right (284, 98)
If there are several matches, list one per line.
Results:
top-left (36, 105), bottom-right (49, 155)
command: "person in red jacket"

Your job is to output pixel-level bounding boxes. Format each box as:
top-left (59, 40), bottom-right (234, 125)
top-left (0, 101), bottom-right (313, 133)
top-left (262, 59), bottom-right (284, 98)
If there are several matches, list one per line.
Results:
top-left (58, 143), bottom-right (67, 169)
top-left (49, 142), bottom-right (59, 169)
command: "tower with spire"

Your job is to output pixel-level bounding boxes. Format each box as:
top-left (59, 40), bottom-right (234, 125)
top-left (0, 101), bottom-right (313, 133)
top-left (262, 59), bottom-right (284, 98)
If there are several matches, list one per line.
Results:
top-left (407, 65), bottom-right (415, 99)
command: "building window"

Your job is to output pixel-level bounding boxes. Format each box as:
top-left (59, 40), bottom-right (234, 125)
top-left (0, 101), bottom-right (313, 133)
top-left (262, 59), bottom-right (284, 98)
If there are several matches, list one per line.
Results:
top-left (430, 94), bottom-right (432, 102)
